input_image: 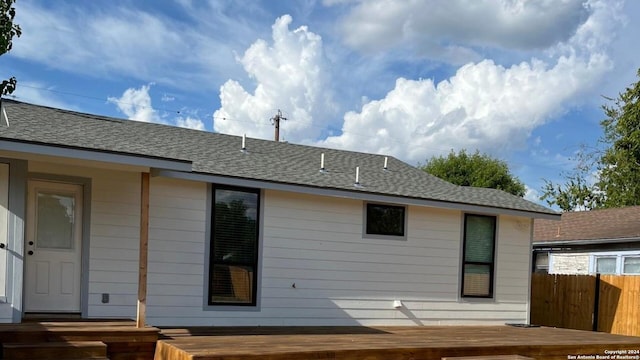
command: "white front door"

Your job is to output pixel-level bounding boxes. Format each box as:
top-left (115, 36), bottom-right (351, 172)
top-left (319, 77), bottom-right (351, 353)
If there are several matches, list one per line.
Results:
top-left (25, 180), bottom-right (83, 313)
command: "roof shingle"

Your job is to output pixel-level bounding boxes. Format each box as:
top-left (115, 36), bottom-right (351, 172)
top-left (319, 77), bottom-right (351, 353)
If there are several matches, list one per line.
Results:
top-left (534, 206), bottom-right (640, 243)
top-left (0, 99), bottom-right (557, 217)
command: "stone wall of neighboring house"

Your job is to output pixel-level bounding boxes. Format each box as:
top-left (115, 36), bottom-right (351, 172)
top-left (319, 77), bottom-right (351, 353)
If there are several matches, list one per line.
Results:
top-left (550, 253), bottom-right (590, 274)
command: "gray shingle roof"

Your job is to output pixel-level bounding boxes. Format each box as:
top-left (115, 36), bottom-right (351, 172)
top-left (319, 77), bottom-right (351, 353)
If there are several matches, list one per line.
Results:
top-left (0, 99), bottom-right (557, 217)
top-left (534, 206), bottom-right (640, 244)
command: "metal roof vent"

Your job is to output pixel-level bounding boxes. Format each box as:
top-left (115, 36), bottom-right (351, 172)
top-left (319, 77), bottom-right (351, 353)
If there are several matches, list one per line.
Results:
top-left (354, 166), bottom-right (362, 187)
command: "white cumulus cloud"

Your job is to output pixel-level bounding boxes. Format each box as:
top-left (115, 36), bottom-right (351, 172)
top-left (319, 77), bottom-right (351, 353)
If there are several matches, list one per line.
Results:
top-left (109, 84), bottom-right (205, 130)
top-left (524, 185), bottom-right (541, 204)
top-left (317, 0), bottom-right (617, 164)
top-left (107, 84), bottom-right (159, 123)
top-left (176, 116), bottom-right (206, 130)
top-left (333, 0), bottom-right (590, 63)
top-left (108, 84), bottom-right (161, 123)
top-left (213, 15), bottom-right (335, 141)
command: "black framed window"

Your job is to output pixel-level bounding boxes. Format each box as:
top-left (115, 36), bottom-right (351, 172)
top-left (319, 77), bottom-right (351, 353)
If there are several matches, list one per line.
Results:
top-left (209, 186), bottom-right (260, 306)
top-left (365, 203), bottom-right (405, 237)
top-left (461, 214), bottom-right (496, 298)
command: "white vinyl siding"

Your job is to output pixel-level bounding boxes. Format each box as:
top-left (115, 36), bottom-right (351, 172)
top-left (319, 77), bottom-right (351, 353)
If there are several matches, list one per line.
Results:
top-left (494, 216), bottom-right (531, 303)
top-left (146, 186), bottom-right (531, 326)
top-left (13, 159), bottom-right (533, 326)
top-left (147, 177), bottom-right (207, 324)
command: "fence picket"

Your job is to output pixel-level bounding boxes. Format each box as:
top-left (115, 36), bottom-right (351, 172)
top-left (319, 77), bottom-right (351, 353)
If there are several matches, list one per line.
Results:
top-left (530, 274), bottom-right (640, 336)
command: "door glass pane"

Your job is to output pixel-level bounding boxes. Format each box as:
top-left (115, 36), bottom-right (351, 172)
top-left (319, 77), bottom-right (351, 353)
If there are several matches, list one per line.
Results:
top-left (623, 257), bottom-right (640, 274)
top-left (36, 192), bottom-right (75, 249)
top-left (595, 257), bottom-right (616, 274)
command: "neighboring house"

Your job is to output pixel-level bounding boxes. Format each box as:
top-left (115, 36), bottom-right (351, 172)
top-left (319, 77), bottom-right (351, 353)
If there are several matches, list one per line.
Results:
top-left (533, 206), bottom-right (640, 275)
top-left (0, 99), bottom-right (558, 326)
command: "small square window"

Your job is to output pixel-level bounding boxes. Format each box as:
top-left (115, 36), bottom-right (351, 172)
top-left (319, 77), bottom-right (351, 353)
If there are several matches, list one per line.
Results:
top-left (595, 257), bottom-right (617, 274)
top-left (365, 203), bottom-right (405, 237)
top-left (623, 256), bottom-right (640, 274)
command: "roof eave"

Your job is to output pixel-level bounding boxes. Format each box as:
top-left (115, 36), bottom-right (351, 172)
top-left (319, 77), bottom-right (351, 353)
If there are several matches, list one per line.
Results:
top-left (154, 169), bottom-right (559, 219)
top-left (0, 139), bottom-right (193, 172)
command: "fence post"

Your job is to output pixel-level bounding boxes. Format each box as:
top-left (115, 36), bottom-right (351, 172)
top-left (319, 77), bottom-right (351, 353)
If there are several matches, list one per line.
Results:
top-left (593, 273), bottom-right (601, 332)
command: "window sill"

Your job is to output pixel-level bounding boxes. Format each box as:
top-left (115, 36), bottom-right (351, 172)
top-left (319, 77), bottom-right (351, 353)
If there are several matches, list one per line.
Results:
top-left (460, 296), bottom-right (496, 303)
top-left (203, 304), bottom-right (261, 312)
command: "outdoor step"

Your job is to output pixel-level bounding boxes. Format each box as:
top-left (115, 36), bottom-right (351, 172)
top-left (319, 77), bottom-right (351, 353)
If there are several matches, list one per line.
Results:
top-left (2, 341), bottom-right (107, 359)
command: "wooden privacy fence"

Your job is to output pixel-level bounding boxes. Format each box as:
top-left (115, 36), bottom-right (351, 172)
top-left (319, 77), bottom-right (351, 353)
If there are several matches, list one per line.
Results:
top-left (531, 273), bottom-right (640, 336)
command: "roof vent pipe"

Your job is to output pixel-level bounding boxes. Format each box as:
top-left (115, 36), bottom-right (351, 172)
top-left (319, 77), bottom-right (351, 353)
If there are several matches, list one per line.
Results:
top-left (355, 166), bottom-right (360, 186)
top-left (1, 99), bottom-right (8, 127)
top-left (241, 134), bottom-right (246, 152)
top-left (383, 156), bottom-right (388, 170)
top-left (320, 153), bottom-right (325, 172)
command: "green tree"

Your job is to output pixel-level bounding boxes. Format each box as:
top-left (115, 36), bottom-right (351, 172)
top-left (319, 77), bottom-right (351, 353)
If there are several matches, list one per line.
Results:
top-left (1, 0), bottom-right (21, 96)
top-left (541, 68), bottom-right (640, 211)
top-left (539, 148), bottom-right (602, 211)
top-left (421, 149), bottom-right (526, 197)
top-left (597, 69), bottom-right (640, 207)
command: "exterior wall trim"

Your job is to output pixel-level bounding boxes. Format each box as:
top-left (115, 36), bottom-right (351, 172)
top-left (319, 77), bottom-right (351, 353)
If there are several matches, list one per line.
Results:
top-left (534, 237), bottom-right (640, 247)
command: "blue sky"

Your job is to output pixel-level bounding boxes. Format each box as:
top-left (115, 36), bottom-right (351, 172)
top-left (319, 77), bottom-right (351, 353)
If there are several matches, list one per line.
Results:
top-left (1, 0), bottom-right (639, 206)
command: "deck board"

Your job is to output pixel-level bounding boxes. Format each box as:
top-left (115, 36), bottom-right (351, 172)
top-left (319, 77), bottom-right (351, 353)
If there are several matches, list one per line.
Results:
top-left (156, 326), bottom-right (640, 360)
top-left (0, 320), bottom-right (160, 360)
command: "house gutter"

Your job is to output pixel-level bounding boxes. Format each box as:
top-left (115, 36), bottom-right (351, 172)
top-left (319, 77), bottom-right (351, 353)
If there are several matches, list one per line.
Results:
top-left (533, 236), bottom-right (640, 247)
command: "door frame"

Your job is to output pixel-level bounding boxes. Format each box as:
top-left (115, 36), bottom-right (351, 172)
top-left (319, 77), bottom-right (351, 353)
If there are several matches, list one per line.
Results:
top-left (26, 173), bottom-right (91, 318)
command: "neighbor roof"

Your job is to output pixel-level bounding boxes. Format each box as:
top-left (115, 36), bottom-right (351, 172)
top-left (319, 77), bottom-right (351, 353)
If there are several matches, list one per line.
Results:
top-left (534, 206), bottom-right (640, 245)
top-left (0, 99), bottom-right (557, 218)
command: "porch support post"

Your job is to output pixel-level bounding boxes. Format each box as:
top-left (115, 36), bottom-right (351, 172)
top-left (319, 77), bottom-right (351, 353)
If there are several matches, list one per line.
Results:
top-left (137, 172), bottom-right (150, 328)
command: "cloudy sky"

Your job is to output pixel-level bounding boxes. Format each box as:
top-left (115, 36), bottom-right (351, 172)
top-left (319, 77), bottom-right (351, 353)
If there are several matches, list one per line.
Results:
top-left (1, 0), bottom-right (639, 206)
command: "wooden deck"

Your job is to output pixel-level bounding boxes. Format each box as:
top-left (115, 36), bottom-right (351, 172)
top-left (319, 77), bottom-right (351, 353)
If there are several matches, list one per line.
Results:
top-left (0, 320), bottom-right (160, 359)
top-left (155, 325), bottom-right (640, 360)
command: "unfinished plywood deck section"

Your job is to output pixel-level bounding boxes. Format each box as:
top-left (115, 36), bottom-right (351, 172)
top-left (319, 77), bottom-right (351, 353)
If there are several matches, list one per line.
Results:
top-left (155, 326), bottom-right (640, 360)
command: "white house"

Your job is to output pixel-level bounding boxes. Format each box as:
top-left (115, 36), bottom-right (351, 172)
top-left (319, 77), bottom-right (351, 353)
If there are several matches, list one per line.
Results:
top-left (0, 99), bottom-right (558, 326)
